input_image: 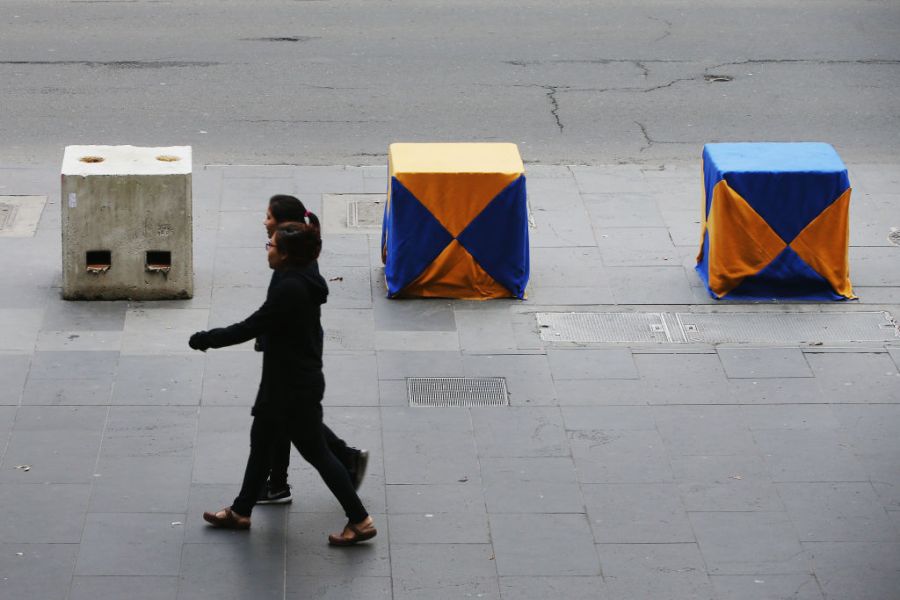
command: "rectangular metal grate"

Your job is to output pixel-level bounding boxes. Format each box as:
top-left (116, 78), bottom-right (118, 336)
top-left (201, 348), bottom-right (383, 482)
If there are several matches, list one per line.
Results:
top-left (538, 311), bottom-right (898, 344)
top-left (538, 312), bottom-right (672, 343)
top-left (676, 311), bottom-right (899, 344)
top-left (408, 377), bottom-right (509, 407)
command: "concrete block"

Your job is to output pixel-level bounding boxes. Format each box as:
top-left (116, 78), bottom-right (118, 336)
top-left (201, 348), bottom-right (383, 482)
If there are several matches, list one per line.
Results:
top-left (61, 145), bottom-right (193, 300)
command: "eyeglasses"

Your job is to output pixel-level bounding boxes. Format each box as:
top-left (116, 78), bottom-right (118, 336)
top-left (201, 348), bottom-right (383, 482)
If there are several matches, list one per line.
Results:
top-left (265, 240), bottom-right (276, 250)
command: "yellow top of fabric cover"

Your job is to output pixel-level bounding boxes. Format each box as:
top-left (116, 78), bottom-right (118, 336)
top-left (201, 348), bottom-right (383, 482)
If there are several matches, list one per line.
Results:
top-left (389, 143), bottom-right (524, 175)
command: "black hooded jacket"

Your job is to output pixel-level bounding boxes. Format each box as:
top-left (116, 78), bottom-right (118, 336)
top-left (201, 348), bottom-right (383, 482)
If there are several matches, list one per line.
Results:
top-left (202, 263), bottom-right (329, 414)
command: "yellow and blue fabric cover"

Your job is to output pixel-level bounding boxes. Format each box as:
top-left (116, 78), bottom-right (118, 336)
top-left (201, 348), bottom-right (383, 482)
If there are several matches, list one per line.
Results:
top-left (382, 143), bottom-right (529, 299)
top-left (696, 142), bottom-right (854, 301)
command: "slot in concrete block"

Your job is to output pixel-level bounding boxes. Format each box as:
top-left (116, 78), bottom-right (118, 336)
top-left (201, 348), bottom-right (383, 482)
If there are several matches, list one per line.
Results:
top-left (61, 145), bottom-right (193, 300)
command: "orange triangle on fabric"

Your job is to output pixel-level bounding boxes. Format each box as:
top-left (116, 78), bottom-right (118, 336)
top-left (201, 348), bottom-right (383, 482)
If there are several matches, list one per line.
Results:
top-left (707, 179), bottom-right (787, 298)
top-left (790, 188), bottom-right (855, 299)
top-left (398, 239), bottom-right (513, 300)
top-left (394, 172), bottom-right (521, 237)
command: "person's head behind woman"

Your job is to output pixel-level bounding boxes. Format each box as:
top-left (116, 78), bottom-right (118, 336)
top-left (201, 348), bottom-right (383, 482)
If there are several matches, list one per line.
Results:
top-left (267, 221), bottom-right (321, 270)
top-left (266, 194), bottom-right (310, 236)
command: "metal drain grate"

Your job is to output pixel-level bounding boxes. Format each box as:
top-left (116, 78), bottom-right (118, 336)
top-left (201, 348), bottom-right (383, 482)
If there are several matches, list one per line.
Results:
top-left (537, 312), bottom-right (672, 343)
top-left (676, 311), bottom-right (898, 344)
top-left (322, 193), bottom-right (384, 235)
top-left (347, 198), bottom-right (384, 229)
top-left (408, 377), bottom-right (509, 407)
top-left (538, 311), bottom-right (899, 344)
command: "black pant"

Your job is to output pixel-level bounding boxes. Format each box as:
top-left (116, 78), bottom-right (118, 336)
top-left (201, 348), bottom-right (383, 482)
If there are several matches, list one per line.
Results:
top-left (266, 424), bottom-right (353, 490)
top-left (231, 386), bottom-right (367, 522)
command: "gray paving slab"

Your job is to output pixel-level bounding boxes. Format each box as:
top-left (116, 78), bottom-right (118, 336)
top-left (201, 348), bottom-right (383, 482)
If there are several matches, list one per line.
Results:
top-left (372, 296), bottom-right (457, 332)
top-left (529, 204), bottom-right (598, 247)
top-left (717, 347), bottom-right (814, 378)
top-left (200, 350), bottom-right (261, 406)
top-left (385, 482), bottom-right (486, 514)
top-left (672, 454), bottom-right (784, 512)
top-left (709, 574), bottom-right (824, 600)
top-left (777, 482), bottom-right (898, 543)
top-left (607, 265), bottom-right (703, 304)
top-left (387, 512), bottom-right (489, 544)
top-left (597, 543), bottom-right (715, 600)
top-left (74, 512), bottom-right (186, 576)
top-left (584, 483), bottom-right (694, 543)
top-left (804, 541), bottom-right (900, 600)
top-left (40, 299), bottom-right (128, 331)
top-left (220, 176), bottom-right (296, 212)
top-left (690, 511), bottom-right (808, 575)
top-left (27, 350), bottom-right (119, 380)
top-left (548, 347), bottom-right (639, 380)
top-left (0, 483), bottom-right (92, 543)
top-left (179, 540), bottom-right (284, 600)
top-left (69, 576), bottom-right (179, 600)
top-left (322, 351), bottom-right (379, 406)
top-left (454, 306), bottom-right (519, 352)
top-left (753, 429), bottom-right (868, 483)
top-left (481, 457), bottom-right (584, 514)
top-left (21, 378), bottom-right (113, 406)
top-left (489, 513), bottom-right (599, 576)
top-left (569, 428), bottom-right (673, 483)
top-left (726, 378), bottom-right (826, 404)
top-left (322, 308), bottom-right (375, 351)
top-left (0, 429), bottom-right (102, 483)
top-left (111, 354), bottom-right (204, 405)
top-left (554, 378), bottom-right (649, 406)
top-left (471, 406), bottom-right (568, 457)
top-left (285, 577), bottom-right (393, 600)
top-left (0, 543), bottom-right (78, 600)
top-left (806, 351), bottom-right (900, 403)
top-left (90, 456), bottom-right (192, 513)
top-left (101, 406), bottom-right (196, 458)
top-left (585, 193), bottom-right (667, 228)
top-left (389, 543), bottom-right (499, 600)
top-left (376, 350), bottom-right (464, 380)
top-left (654, 405), bottom-right (759, 456)
top-left (498, 576), bottom-right (609, 600)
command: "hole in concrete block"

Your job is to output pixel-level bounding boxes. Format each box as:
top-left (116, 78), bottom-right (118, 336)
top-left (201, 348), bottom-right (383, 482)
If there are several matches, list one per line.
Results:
top-left (146, 250), bottom-right (172, 272)
top-left (156, 155), bottom-right (180, 162)
top-left (79, 156), bottom-right (105, 163)
top-left (86, 250), bottom-right (111, 273)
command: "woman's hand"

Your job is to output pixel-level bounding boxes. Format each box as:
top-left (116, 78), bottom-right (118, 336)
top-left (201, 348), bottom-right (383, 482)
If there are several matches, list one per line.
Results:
top-left (189, 331), bottom-right (211, 351)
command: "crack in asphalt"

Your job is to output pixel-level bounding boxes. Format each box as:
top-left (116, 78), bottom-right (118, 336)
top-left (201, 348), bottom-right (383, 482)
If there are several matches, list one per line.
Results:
top-left (635, 120), bottom-right (652, 152)
top-left (544, 85), bottom-right (565, 132)
top-left (0, 60), bottom-right (218, 69)
top-left (648, 16), bottom-right (673, 43)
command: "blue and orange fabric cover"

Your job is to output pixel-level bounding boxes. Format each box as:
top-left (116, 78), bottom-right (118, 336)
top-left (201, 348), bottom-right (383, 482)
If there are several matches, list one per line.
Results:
top-left (696, 143), bottom-right (854, 301)
top-left (382, 143), bottom-right (529, 299)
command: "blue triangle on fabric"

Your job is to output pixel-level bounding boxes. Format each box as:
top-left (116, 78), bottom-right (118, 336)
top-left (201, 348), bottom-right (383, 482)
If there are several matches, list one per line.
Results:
top-left (456, 176), bottom-right (529, 298)
top-left (383, 178), bottom-right (454, 297)
top-left (726, 246), bottom-right (844, 301)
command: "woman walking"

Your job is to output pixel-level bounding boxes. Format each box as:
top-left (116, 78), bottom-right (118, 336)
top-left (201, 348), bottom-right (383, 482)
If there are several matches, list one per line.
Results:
top-left (189, 219), bottom-right (376, 545)
top-left (256, 195), bottom-right (368, 504)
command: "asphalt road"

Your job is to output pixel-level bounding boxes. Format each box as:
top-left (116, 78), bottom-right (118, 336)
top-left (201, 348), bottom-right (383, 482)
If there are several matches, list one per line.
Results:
top-left (1, 0), bottom-right (898, 166)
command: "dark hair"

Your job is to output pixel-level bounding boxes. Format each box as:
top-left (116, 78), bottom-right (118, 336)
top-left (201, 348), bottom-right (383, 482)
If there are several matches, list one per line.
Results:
top-left (268, 195), bottom-right (307, 224)
top-left (275, 220), bottom-right (321, 266)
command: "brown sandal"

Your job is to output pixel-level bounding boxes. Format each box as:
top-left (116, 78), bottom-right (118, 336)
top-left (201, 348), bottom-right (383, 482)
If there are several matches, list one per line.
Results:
top-left (202, 507), bottom-right (251, 530)
top-left (328, 520), bottom-right (377, 546)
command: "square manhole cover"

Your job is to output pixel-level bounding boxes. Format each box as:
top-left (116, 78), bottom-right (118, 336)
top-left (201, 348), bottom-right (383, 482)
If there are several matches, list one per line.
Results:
top-left (322, 194), bottom-right (384, 235)
top-left (408, 377), bottom-right (509, 407)
top-left (0, 196), bottom-right (46, 237)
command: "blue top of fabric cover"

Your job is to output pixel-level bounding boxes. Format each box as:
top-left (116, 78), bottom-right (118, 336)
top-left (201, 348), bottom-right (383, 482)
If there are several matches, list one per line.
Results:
top-left (702, 142), bottom-right (850, 243)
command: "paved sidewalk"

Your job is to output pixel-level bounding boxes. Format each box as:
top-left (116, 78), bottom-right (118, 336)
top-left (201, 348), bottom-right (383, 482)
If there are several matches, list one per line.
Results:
top-left (1, 162), bottom-right (899, 600)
